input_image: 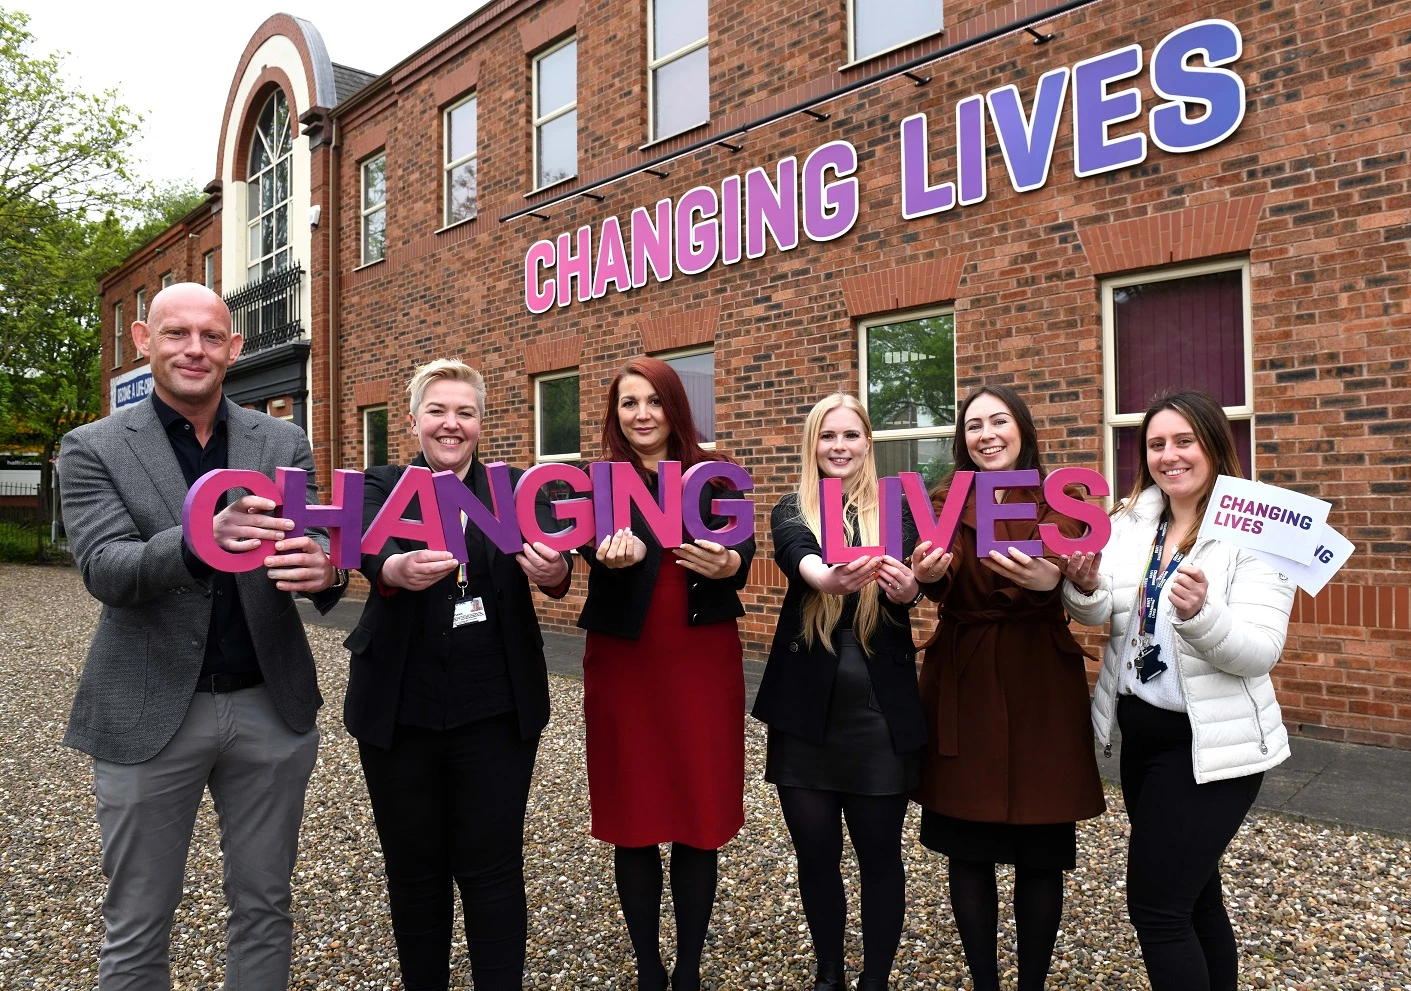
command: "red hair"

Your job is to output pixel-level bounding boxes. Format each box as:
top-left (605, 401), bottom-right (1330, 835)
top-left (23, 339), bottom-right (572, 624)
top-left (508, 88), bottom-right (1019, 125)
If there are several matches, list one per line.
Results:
top-left (599, 356), bottom-right (734, 477)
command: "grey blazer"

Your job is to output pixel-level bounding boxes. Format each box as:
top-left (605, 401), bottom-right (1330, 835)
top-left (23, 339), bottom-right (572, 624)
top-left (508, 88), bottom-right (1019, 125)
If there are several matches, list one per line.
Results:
top-left (57, 398), bottom-right (340, 764)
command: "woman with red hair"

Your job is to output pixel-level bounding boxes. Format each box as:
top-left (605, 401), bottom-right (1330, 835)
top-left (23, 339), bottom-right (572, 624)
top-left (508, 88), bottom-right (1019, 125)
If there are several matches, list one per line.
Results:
top-left (577, 356), bottom-right (754, 991)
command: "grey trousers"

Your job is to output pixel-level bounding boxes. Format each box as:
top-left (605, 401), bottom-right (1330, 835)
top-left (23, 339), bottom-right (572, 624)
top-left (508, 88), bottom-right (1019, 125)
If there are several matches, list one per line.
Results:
top-left (92, 684), bottom-right (319, 991)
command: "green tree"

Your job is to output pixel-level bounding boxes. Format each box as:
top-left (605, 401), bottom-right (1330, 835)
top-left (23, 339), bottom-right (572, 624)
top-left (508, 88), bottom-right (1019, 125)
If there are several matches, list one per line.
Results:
top-left (1, 6), bottom-right (140, 364)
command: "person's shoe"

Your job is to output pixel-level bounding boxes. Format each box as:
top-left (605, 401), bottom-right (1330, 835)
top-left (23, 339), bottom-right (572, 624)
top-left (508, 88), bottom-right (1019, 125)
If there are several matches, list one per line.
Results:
top-left (813, 960), bottom-right (845, 990)
top-left (854, 976), bottom-right (889, 991)
top-left (669, 968), bottom-right (700, 991)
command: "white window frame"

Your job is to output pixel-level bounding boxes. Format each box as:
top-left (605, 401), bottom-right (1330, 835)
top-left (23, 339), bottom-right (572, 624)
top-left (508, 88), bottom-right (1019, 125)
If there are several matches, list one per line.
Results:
top-left (245, 89), bottom-right (294, 284)
top-left (112, 301), bottom-right (123, 368)
top-left (532, 36), bottom-right (578, 191)
top-left (534, 369), bottom-right (582, 463)
top-left (135, 288), bottom-right (147, 324)
top-left (656, 344), bottom-right (717, 450)
top-left (362, 405), bottom-right (389, 469)
top-left (858, 304), bottom-right (958, 456)
top-left (160, 272), bottom-right (174, 290)
top-left (647, 0), bottom-right (709, 143)
top-left (443, 94), bottom-right (478, 227)
top-left (204, 251), bottom-right (216, 289)
top-left (360, 153), bottom-right (387, 266)
top-left (1100, 257), bottom-right (1255, 492)
top-left (846, 0), bottom-right (944, 66)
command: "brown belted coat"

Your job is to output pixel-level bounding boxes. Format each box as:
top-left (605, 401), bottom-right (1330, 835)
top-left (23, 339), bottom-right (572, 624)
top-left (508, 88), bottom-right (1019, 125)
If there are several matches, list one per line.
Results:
top-left (914, 484), bottom-right (1105, 825)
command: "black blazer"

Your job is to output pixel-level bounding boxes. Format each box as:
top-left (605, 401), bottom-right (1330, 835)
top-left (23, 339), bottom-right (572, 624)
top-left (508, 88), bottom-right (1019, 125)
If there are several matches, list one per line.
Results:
top-left (750, 492), bottom-right (927, 754)
top-left (342, 456), bottom-right (573, 749)
top-left (576, 470), bottom-right (755, 639)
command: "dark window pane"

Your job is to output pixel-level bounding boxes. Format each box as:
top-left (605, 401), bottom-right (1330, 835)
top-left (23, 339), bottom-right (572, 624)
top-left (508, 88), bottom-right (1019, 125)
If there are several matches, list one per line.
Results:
top-left (365, 408), bottom-right (389, 468)
top-left (873, 436), bottom-right (953, 488)
top-left (274, 205), bottom-right (288, 250)
top-left (261, 172), bottom-right (274, 212)
top-left (275, 158), bottom-right (289, 204)
top-left (446, 160), bottom-right (478, 224)
top-left (1113, 269), bottom-right (1245, 415)
top-left (363, 210), bottom-right (386, 262)
top-left (538, 376), bottom-right (581, 457)
top-left (363, 156), bottom-right (385, 210)
top-left (865, 314), bottom-right (956, 431)
top-left (1113, 419), bottom-right (1252, 497)
top-left (664, 352), bottom-right (714, 442)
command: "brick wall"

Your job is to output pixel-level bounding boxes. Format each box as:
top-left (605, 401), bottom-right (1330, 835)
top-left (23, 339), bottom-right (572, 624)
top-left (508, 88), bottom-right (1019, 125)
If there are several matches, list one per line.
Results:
top-left (104, 0), bottom-right (1411, 747)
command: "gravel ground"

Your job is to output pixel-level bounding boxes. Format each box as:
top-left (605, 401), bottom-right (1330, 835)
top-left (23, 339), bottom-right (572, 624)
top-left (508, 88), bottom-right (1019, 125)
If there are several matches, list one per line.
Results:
top-left (1, 564), bottom-right (1407, 990)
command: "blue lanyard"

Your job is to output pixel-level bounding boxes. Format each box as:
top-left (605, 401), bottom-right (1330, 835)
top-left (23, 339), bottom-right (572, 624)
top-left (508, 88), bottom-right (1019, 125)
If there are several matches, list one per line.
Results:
top-left (1140, 517), bottom-right (1184, 639)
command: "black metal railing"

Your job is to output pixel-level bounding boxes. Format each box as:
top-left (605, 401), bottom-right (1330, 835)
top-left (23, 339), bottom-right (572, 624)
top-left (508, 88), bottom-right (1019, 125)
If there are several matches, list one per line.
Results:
top-left (0, 482), bottom-right (51, 561)
top-left (225, 264), bottom-right (304, 354)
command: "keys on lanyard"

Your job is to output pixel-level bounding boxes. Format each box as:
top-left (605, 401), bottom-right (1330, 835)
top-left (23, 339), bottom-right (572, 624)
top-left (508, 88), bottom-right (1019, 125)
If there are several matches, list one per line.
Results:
top-left (1135, 516), bottom-right (1183, 684)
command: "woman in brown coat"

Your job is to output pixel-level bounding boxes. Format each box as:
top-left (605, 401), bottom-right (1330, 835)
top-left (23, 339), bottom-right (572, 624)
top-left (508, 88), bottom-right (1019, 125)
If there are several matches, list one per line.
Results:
top-left (910, 385), bottom-right (1104, 991)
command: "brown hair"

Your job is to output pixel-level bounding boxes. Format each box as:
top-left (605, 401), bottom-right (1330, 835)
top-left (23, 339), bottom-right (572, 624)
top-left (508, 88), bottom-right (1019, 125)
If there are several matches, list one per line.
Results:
top-left (1120, 389), bottom-right (1244, 555)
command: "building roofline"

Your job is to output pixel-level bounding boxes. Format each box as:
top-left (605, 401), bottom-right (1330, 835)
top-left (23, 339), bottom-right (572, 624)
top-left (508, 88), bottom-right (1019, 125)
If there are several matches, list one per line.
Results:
top-left (97, 188), bottom-right (222, 292)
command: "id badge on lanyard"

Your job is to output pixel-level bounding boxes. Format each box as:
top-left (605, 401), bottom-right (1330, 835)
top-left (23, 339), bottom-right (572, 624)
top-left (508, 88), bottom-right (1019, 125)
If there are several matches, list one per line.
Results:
top-left (451, 509), bottom-right (487, 628)
top-left (1135, 517), bottom-right (1183, 683)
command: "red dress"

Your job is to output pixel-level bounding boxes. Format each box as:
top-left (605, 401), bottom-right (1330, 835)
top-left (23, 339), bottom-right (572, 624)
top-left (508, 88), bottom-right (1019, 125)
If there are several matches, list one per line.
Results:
top-left (582, 561), bottom-right (745, 849)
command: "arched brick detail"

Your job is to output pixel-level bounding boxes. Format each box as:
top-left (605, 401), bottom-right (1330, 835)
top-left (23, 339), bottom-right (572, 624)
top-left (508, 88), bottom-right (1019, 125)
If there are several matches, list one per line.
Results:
top-left (231, 71), bottom-right (300, 183)
top-left (1078, 195), bottom-right (1266, 276)
top-left (525, 334), bottom-right (584, 375)
top-left (215, 14), bottom-right (330, 183)
top-left (841, 255), bottom-right (967, 318)
top-left (636, 306), bottom-right (720, 354)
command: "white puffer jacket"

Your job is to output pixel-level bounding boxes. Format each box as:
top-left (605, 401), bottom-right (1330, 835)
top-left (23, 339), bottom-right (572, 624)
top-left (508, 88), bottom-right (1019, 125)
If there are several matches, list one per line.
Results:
top-left (1063, 486), bottom-right (1296, 783)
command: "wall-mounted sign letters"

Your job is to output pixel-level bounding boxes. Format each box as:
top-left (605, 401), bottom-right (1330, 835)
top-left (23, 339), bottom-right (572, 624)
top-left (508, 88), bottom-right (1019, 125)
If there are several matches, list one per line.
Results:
top-left (524, 18), bottom-right (1246, 312)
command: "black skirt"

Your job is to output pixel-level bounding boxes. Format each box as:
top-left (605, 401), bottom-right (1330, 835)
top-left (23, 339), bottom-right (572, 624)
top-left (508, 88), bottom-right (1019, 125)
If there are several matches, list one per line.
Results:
top-left (765, 630), bottom-right (920, 796)
top-left (919, 810), bottom-right (1077, 871)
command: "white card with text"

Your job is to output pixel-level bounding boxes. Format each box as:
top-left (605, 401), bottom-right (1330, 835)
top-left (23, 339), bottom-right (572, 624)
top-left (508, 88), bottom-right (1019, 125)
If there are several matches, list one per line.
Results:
top-left (1200, 475), bottom-right (1331, 565)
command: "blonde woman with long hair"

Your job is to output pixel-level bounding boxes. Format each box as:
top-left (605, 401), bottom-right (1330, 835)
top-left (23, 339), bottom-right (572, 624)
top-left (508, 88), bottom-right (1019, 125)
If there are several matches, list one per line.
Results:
top-left (751, 394), bottom-right (932, 991)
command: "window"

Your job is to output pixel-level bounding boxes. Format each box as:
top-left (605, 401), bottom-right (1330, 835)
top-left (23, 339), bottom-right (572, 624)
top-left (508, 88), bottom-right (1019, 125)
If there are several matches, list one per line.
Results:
top-left (204, 251), bottom-right (217, 290)
top-left (246, 89), bottom-right (294, 283)
top-left (161, 272), bottom-right (173, 289)
top-left (661, 347), bottom-right (715, 444)
top-left (533, 37), bottom-right (577, 189)
top-left (363, 407), bottom-right (389, 468)
top-left (1102, 260), bottom-right (1254, 494)
top-left (112, 302), bottom-right (123, 368)
top-left (135, 288), bottom-right (147, 323)
top-left (535, 371), bottom-right (581, 461)
top-left (444, 95), bottom-right (478, 225)
top-left (849, 0), bottom-right (942, 63)
top-left (648, 0), bottom-right (709, 141)
top-left (859, 308), bottom-right (956, 486)
top-left (361, 154), bottom-right (386, 265)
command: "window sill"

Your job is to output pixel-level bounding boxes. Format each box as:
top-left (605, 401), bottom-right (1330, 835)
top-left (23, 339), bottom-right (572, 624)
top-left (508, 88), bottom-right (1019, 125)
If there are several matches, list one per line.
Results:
top-left (535, 453), bottom-right (583, 464)
top-left (354, 257), bottom-right (386, 273)
top-left (524, 175), bottom-right (578, 199)
top-left (638, 119), bottom-right (710, 153)
top-left (839, 29), bottom-right (944, 72)
top-left (435, 215), bottom-right (477, 235)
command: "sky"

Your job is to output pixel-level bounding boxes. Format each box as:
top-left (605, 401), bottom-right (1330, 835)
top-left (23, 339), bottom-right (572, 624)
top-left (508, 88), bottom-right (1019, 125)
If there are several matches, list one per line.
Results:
top-left (14, 1), bottom-right (493, 190)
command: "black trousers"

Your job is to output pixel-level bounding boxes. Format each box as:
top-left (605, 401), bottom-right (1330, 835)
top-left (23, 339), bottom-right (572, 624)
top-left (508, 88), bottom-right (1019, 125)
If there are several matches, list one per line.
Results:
top-left (1117, 695), bottom-right (1263, 991)
top-left (359, 712), bottom-right (540, 991)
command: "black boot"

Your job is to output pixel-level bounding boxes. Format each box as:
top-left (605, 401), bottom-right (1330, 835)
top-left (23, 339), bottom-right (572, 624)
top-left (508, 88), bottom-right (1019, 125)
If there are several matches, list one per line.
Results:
top-left (854, 976), bottom-right (889, 991)
top-left (639, 959), bottom-right (668, 991)
top-left (813, 960), bottom-right (845, 991)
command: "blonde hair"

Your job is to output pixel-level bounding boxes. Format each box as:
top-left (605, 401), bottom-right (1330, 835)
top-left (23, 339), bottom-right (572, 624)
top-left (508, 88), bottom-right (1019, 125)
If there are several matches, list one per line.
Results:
top-left (794, 393), bottom-right (885, 655)
top-left (407, 359), bottom-right (486, 415)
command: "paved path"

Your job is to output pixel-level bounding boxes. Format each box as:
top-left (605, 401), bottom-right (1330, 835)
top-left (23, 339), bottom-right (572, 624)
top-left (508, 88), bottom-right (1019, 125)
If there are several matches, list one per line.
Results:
top-left (302, 597), bottom-right (1411, 838)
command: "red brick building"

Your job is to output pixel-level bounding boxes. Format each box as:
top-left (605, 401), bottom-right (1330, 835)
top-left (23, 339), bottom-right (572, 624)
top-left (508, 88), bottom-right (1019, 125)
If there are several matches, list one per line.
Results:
top-left (98, 0), bottom-right (1411, 747)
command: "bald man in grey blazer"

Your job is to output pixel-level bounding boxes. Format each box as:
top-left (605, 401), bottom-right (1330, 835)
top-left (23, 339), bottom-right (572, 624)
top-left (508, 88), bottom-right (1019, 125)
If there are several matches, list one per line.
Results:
top-left (58, 283), bottom-right (347, 990)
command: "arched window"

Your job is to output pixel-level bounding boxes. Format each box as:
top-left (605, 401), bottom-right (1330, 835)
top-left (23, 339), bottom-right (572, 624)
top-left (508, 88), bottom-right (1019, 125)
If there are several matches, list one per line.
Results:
top-left (247, 90), bottom-right (293, 283)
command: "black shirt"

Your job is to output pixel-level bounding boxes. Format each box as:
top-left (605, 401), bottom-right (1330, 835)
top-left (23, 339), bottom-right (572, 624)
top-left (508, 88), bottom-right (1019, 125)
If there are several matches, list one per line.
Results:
top-left (151, 393), bottom-right (259, 678)
top-left (395, 465), bottom-right (515, 730)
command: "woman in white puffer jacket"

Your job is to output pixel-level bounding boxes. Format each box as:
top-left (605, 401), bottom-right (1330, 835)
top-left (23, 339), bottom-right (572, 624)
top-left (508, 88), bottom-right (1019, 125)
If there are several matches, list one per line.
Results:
top-left (1059, 390), bottom-right (1294, 991)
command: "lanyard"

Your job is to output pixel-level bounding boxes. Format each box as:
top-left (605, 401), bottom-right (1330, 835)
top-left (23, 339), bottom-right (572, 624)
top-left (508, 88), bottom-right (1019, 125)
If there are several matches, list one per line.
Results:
top-left (1139, 516), bottom-right (1184, 640)
top-left (456, 510), bottom-right (469, 597)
